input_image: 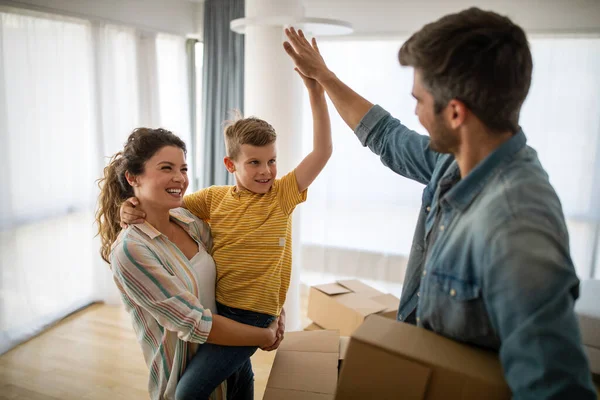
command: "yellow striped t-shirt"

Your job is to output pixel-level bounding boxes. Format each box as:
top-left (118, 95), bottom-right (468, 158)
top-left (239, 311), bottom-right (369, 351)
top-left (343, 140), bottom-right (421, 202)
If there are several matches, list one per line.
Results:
top-left (183, 170), bottom-right (307, 316)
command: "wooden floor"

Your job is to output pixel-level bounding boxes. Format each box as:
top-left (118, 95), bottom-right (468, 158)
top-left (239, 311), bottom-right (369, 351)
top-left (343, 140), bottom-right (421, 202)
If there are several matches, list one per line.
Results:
top-left (1, 292), bottom-right (598, 399)
top-left (0, 286), bottom-right (311, 400)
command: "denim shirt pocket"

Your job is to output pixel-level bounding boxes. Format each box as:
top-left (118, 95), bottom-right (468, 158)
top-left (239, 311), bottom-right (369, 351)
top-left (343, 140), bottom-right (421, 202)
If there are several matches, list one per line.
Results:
top-left (424, 271), bottom-right (494, 343)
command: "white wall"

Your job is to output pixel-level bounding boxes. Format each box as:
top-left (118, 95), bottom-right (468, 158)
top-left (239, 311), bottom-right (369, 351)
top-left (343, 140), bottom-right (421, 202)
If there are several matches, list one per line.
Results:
top-left (303, 0), bottom-right (600, 36)
top-left (1, 0), bottom-right (201, 36)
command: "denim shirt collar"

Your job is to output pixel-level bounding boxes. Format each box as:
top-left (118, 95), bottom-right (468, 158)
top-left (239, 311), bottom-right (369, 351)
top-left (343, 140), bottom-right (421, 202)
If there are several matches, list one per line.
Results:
top-left (443, 129), bottom-right (527, 211)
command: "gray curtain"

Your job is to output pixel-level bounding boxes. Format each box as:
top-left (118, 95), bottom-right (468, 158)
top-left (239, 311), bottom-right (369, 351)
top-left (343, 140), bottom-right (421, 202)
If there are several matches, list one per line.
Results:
top-left (202, 0), bottom-right (245, 187)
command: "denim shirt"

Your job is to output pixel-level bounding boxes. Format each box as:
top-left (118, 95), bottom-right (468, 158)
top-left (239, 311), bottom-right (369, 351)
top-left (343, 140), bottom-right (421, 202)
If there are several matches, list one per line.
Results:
top-left (355, 105), bottom-right (596, 399)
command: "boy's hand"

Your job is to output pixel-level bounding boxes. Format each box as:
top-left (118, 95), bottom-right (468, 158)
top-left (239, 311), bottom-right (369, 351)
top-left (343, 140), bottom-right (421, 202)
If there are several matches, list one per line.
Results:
top-left (261, 308), bottom-right (286, 352)
top-left (119, 197), bottom-right (146, 228)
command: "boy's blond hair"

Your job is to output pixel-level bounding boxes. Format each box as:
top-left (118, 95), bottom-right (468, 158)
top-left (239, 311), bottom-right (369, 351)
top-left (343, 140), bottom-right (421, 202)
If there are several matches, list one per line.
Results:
top-left (224, 111), bottom-right (277, 160)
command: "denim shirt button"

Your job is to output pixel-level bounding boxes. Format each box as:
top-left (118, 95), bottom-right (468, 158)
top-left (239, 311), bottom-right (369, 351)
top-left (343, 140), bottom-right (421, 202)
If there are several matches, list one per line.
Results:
top-left (450, 289), bottom-right (456, 297)
top-left (426, 206), bottom-right (431, 212)
top-left (422, 269), bottom-right (427, 276)
top-left (440, 225), bottom-right (445, 231)
top-left (417, 292), bottom-right (420, 297)
top-left (416, 317), bottom-right (420, 324)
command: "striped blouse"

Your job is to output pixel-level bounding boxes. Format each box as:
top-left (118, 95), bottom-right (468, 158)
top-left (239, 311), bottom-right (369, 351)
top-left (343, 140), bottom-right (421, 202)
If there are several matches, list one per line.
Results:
top-left (110, 208), bottom-right (226, 400)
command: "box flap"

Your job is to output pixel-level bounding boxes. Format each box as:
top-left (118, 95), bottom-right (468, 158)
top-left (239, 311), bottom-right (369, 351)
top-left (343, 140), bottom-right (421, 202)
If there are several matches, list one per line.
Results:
top-left (353, 315), bottom-right (507, 388)
top-left (314, 283), bottom-right (353, 296)
top-left (371, 293), bottom-right (400, 313)
top-left (279, 330), bottom-right (339, 353)
top-left (308, 288), bottom-right (364, 336)
top-left (336, 339), bottom-right (432, 399)
top-left (263, 388), bottom-right (333, 400)
top-left (575, 280), bottom-right (600, 348)
top-left (335, 292), bottom-right (387, 316)
top-left (339, 336), bottom-right (350, 360)
top-left (267, 351), bottom-right (339, 394)
top-left (265, 330), bottom-right (341, 398)
top-left (304, 322), bottom-right (325, 331)
top-left (337, 280), bottom-right (383, 296)
top-left (584, 345), bottom-right (600, 375)
top-left (578, 314), bottom-right (600, 349)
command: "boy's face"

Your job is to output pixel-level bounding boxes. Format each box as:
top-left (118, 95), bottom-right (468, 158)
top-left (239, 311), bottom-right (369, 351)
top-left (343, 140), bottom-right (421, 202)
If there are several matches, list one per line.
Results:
top-left (225, 143), bottom-right (277, 194)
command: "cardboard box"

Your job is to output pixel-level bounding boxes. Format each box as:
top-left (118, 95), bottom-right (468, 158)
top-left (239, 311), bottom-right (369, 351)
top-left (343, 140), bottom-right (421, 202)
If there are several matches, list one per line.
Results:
top-left (304, 322), bottom-right (325, 331)
top-left (263, 330), bottom-right (340, 399)
top-left (575, 279), bottom-right (600, 377)
top-left (339, 336), bottom-right (349, 361)
top-left (336, 315), bottom-right (510, 400)
top-left (307, 280), bottom-right (399, 336)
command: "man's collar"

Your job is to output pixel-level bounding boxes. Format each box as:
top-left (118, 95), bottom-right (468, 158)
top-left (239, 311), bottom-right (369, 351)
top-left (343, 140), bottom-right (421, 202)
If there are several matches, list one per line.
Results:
top-left (444, 129), bottom-right (527, 211)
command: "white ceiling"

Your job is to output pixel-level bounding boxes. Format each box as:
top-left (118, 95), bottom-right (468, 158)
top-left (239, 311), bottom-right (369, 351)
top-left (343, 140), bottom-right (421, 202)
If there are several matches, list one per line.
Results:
top-left (184, 0), bottom-right (600, 36)
top-left (301, 0), bottom-right (600, 36)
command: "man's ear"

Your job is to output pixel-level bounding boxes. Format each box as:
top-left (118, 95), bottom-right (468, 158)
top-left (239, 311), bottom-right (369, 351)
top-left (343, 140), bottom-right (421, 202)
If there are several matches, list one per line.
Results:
top-left (125, 171), bottom-right (138, 187)
top-left (446, 99), bottom-right (468, 130)
top-left (223, 157), bottom-right (236, 173)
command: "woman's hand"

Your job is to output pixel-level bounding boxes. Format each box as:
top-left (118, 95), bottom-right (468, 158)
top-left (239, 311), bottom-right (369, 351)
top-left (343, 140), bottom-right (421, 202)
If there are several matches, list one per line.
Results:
top-left (260, 318), bottom-right (279, 350)
top-left (119, 197), bottom-right (146, 228)
top-left (261, 308), bottom-right (286, 352)
top-left (277, 308), bottom-right (286, 340)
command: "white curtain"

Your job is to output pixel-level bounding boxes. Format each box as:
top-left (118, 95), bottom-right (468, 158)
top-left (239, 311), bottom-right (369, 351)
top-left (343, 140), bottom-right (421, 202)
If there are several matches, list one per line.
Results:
top-left (0, 8), bottom-right (192, 354)
top-left (521, 37), bottom-right (600, 280)
top-left (91, 23), bottom-right (146, 306)
top-left (300, 37), bottom-right (600, 297)
top-left (156, 33), bottom-right (194, 186)
top-left (0, 10), bottom-right (98, 355)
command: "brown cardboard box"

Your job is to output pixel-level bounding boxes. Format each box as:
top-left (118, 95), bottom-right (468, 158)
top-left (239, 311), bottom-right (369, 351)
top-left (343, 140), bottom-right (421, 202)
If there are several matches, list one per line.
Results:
top-left (336, 315), bottom-right (510, 400)
top-left (304, 322), bottom-right (325, 331)
top-left (263, 330), bottom-right (340, 400)
top-left (338, 335), bottom-right (350, 374)
top-left (307, 280), bottom-right (399, 336)
top-left (339, 336), bottom-right (349, 361)
top-left (575, 280), bottom-right (600, 377)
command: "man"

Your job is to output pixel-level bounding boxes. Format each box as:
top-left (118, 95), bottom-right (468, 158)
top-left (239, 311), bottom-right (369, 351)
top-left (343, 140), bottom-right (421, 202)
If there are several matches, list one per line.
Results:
top-left (283, 7), bottom-right (596, 399)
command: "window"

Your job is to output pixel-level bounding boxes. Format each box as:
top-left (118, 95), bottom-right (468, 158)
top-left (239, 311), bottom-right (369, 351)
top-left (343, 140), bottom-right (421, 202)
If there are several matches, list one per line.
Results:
top-left (300, 37), bottom-right (600, 281)
top-left (0, 8), bottom-right (194, 354)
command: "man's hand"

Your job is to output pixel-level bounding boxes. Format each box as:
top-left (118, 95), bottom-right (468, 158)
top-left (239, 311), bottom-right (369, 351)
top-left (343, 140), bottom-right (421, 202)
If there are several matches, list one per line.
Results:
top-left (295, 68), bottom-right (324, 96)
top-left (261, 308), bottom-right (286, 352)
top-left (283, 27), bottom-right (331, 82)
top-left (119, 197), bottom-right (146, 229)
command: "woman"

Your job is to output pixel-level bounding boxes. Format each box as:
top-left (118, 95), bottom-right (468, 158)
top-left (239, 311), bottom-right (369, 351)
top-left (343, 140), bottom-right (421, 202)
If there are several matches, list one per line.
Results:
top-left (96, 128), bottom-right (278, 400)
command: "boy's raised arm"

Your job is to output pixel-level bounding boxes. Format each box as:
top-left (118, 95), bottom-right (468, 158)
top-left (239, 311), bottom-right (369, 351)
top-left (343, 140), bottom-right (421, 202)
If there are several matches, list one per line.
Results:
top-left (293, 55), bottom-right (332, 193)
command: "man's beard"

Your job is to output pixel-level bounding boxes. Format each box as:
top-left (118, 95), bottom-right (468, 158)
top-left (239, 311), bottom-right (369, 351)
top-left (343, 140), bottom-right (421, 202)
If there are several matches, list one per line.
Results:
top-left (428, 114), bottom-right (458, 154)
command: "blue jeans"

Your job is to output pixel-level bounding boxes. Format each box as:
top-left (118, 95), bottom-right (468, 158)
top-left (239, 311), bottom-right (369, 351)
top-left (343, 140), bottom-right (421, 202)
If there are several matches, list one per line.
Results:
top-left (175, 302), bottom-right (276, 400)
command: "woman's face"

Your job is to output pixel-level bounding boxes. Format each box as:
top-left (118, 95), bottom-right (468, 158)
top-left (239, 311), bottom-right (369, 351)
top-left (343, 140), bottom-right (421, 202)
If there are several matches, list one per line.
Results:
top-left (131, 146), bottom-right (189, 211)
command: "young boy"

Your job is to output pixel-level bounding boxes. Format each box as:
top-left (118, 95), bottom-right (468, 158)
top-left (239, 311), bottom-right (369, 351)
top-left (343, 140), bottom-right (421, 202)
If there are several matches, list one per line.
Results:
top-left (120, 53), bottom-right (332, 397)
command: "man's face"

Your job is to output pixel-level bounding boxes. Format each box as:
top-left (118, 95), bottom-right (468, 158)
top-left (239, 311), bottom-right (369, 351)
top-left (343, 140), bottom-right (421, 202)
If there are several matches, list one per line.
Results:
top-left (412, 69), bottom-right (459, 154)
